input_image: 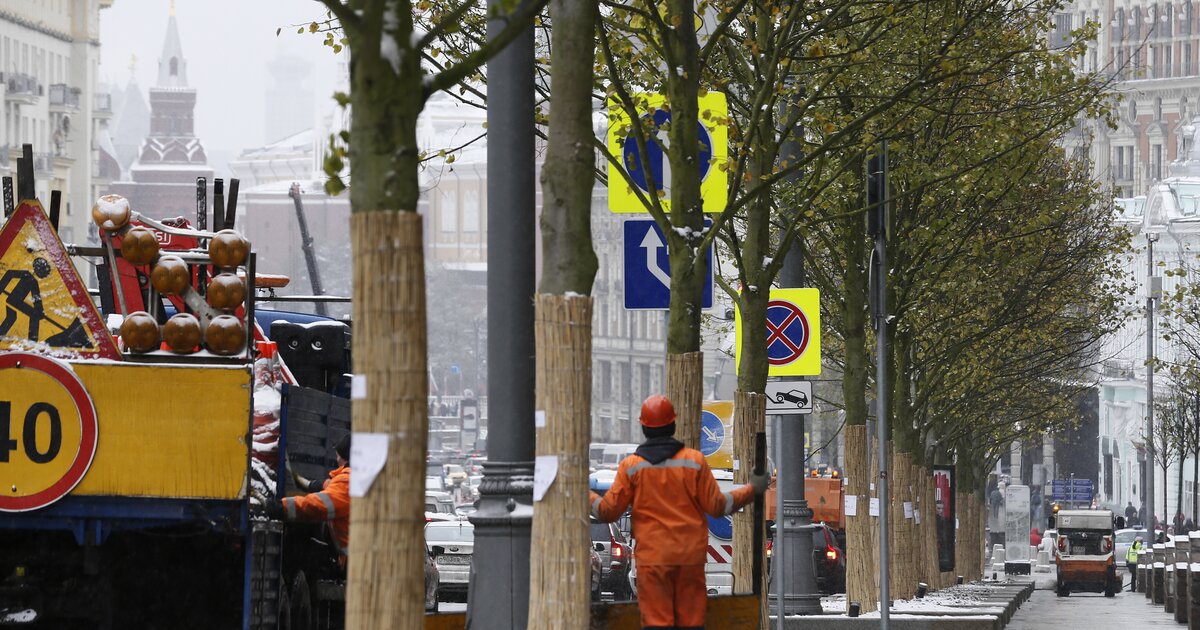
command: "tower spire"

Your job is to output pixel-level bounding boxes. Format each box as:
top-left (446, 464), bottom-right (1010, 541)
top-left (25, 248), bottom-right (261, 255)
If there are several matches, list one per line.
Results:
top-left (156, 9), bottom-right (187, 88)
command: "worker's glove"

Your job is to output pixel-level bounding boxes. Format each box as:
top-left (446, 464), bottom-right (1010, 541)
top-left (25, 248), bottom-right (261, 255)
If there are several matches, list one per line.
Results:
top-left (292, 469), bottom-right (319, 492)
top-left (749, 471), bottom-right (770, 495)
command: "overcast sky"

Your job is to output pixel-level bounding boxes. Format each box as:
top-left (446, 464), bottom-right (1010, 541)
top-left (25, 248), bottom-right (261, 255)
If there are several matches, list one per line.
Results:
top-left (100, 0), bottom-right (342, 163)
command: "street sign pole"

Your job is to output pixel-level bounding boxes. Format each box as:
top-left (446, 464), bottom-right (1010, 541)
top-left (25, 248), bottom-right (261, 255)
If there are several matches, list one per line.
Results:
top-left (869, 145), bottom-right (890, 629)
top-left (468, 3), bottom-right (535, 628)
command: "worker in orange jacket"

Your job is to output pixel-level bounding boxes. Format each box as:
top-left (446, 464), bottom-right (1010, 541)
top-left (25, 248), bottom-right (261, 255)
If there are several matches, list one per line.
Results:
top-left (590, 395), bottom-right (768, 629)
top-left (284, 434), bottom-right (351, 566)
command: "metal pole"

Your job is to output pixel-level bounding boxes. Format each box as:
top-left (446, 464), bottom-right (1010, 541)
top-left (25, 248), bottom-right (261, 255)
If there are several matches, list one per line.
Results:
top-left (1146, 233), bottom-right (1157, 530)
top-left (467, 3), bottom-right (536, 628)
top-left (870, 145), bottom-right (890, 629)
top-left (775, 415), bottom-right (785, 630)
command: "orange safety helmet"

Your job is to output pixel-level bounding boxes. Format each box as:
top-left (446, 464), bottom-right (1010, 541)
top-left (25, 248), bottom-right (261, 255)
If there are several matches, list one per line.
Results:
top-left (640, 394), bottom-right (677, 428)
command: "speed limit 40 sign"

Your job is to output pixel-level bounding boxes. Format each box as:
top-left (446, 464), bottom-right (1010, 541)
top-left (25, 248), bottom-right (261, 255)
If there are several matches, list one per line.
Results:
top-left (0, 352), bottom-right (98, 511)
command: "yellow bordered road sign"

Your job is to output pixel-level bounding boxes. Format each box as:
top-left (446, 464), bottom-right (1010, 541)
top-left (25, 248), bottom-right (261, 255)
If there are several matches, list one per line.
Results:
top-left (0, 200), bottom-right (120, 359)
top-left (0, 352), bottom-right (97, 512)
top-left (735, 288), bottom-right (822, 376)
top-left (607, 92), bottom-right (728, 214)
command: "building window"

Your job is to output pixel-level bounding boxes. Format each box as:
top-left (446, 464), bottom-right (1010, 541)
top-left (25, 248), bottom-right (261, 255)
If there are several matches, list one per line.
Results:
top-left (599, 361), bottom-right (612, 402)
top-left (619, 362), bottom-right (630, 403)
top-left (439, 188), bottom-right (457, 233)
top-left (1164, 45), bottom-right (1173, 77)
top-left (639, 364), bottom-right (651, 401)
top-left (462, 187), bottom-right (480, 233)
top-left (1187, 43), bottom-right (1195, 74)
top-left (1153, 144), bottom-right (1163, 181)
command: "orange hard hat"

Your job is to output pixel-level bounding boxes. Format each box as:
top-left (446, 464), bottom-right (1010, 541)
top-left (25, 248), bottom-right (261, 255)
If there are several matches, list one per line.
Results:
top-left (639, 394), bottom-right (676, 428)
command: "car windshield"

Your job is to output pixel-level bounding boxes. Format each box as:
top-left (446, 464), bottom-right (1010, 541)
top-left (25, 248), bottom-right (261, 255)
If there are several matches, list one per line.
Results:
top-left (591, 523), bottom-right (611, 541)
top-left (427, 524), bottom-right (474, 543)
top-left (812, 529), bottom-right (829, 548)
top-left (446, 465), bottom-right (465, 475)
top-left (1061, 529), bottom-right (1105, 555)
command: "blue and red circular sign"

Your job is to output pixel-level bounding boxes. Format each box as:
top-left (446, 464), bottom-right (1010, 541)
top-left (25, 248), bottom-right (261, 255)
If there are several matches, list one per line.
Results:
top-left (765, 300), bottom-right (811, 365)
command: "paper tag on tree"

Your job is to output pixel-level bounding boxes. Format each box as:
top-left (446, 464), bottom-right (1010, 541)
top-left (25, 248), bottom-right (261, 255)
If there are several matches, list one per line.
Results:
top-left (845, 495), bottom-right (858, 517)
top-left (869, 497), bottom-right (880, 517)
top-left (533, 455), bottom-right (558, 502)
top-left (914, 509), bottom-right (922, 525)
top-left (348, 433), bottom-right (388, 497)
top-left (903, 502), bottom-right (914, 519)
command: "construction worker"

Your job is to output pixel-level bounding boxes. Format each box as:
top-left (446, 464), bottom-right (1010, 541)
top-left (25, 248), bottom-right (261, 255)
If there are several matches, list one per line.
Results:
top-left (590, 394), bottom-right (769, 630)
top-left (280, 434), bottom-right (351, 567)
top-left (1127, 535), bottom-right (1143, 592)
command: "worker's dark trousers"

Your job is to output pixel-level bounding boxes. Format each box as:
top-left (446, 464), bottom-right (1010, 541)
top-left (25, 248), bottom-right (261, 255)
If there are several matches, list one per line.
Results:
top-left (1128, 561), bottom-right (1137, 592)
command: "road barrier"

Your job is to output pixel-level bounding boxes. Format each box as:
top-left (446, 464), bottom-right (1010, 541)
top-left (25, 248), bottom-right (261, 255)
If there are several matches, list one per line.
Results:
top-left (1154, 543), bottom-right (1167, 605)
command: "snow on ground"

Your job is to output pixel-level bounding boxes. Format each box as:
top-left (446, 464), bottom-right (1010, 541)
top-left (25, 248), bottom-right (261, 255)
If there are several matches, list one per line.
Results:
top-left (797, 581), bottom-right (1023, 619)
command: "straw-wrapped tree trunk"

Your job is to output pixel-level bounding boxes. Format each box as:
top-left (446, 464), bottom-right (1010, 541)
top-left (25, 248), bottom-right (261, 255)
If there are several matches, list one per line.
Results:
top-left (316, 2), bottom-right (545, 627)
top-left (527, 0), bottom-right (599, 627)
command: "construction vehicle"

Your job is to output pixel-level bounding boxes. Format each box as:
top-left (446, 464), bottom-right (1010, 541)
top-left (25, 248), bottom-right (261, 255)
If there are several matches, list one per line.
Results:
top-left (1049, 508), bottom-right (1125, 597)
top-left (0, 148), bottom-right (350, 629)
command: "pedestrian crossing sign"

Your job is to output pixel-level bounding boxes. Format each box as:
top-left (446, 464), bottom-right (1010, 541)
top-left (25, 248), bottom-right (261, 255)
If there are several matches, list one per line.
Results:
top-left (0, 201), bottom-right (120, 359)
top-left (606, 92), bottom-right (729, 214)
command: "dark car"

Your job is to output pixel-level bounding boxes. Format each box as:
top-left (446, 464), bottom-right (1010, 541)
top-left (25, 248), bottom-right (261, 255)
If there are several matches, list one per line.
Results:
top-left (590, 519), bottom-right (633, 600)
top-left (812, 523), bottom-right (846, 594)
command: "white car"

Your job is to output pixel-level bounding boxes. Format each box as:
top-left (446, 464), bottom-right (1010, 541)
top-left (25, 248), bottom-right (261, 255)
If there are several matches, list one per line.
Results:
top-left (426, 521), bottom-right (475, 601)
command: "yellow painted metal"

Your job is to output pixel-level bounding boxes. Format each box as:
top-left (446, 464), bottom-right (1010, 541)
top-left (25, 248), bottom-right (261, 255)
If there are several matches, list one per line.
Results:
top-left (68, 362), bottom-right (251, 499)
top-left (606, 92), bottom-right (729, 214)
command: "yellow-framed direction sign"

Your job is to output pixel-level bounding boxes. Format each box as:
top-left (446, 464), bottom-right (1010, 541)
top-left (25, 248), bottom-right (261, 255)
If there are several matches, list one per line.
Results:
top-left (735, 288), bottom-right (822, 377)
top-left (606, 92), bottom-right (728, 214)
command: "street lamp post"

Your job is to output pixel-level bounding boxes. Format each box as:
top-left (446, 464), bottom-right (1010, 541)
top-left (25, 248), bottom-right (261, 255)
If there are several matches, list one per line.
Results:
top-left (1146, 231), bottom-right (1159, 529)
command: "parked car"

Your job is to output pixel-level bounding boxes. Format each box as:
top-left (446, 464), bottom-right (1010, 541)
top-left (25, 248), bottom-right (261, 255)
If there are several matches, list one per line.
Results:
top-left (1114, 527), bottom-right (1146, 564)
top-left (425, 546), bottom-right (441, 612)
top-left (426, 521), bottom-right (475, 602)
top-left (590, 519), bottom-right (633, 600)
top-left (426, 491), bottom-right (457, 522)
top-left (812, 522), bottom-right (846, 594)
top-left (426, 475), bottom-right (445, 492)
top-left (590, 544), bottom-right (603, 601)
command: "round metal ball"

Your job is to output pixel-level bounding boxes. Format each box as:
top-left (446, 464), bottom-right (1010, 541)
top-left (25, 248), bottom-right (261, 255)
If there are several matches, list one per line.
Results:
top-left (150, 255), bottom-right (190, 295)
top-left (119, 311), bottom-right (160, 353)
top-left (207, 273), bottom-right (246, 310)
top-left (121, 226), bottom-right (160, 266)
top-left (91, 194), bottom-right (131, 231)
top-left (208, 230), bottom-right (249, 268)
top-left (205, 315), bottom-right (245, 356)
top-left (162, 313), bottom-right (202, 353)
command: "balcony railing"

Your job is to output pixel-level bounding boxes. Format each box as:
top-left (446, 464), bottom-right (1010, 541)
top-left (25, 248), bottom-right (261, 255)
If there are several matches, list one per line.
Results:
top-left (3, 73), bottom-right (40, 102)
top-left (48, 83), bottom-right (79, 109)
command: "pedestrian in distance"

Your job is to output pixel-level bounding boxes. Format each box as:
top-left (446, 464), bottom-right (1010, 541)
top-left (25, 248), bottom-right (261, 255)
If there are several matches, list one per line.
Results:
top-left (1127, 536), bottom-right (1143, 592)
top-left (1029, 528), bottom-right (1042, 547)
top-left (273, 434), bottom-right (352, 568)
top-left (1125, 501), bottom-right (1136, 525)
top-left (589, 394), bottom-right (769, 630)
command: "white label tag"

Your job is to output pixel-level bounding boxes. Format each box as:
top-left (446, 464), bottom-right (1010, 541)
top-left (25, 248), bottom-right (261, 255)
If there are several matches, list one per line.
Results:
top-left (534, 455), bottom-right (558, 502)
top-left (870, 483), bottom-right (875, 492)
top-left (870, 497), bottom-right (880, 517)
top-left (903, 502), bottom-right (914, 519)
top-left (348, 433), bottom-right (388, 497)
top-left (914, 509), bottom-right (922, 525)
top-left (956, 518), bottom-right (960, 530)
top-left (350, 374), bottom-right (367, 400)
top-left (535, 410), bottom-right (546, 428)
top-left (845, 495), bottom-right (858, 517)
top-left (732, 459), bottom-right (741, 471)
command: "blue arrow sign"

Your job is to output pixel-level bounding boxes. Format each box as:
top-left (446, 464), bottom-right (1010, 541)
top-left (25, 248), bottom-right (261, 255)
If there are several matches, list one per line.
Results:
top-left (623, 218), bottom-right (714, 310)
top-left (700, 410), bottom-right (725, 457)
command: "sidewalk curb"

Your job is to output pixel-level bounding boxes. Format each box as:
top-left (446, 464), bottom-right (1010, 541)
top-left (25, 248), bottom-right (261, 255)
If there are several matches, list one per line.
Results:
top-left (774, 581), bottom-right (1036, 630)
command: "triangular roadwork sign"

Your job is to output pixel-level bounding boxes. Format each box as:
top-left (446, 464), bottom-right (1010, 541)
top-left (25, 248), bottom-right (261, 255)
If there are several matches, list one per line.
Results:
top-left (0, 200), bottom-right (120, 359)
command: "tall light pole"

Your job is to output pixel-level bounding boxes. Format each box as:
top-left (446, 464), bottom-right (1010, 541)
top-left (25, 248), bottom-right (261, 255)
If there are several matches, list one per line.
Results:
top-left (1146, 230), bottom-right (1159, 530)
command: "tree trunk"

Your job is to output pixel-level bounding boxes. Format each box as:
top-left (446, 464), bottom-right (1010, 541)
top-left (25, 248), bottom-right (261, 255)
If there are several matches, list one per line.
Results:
top-left (667, 352), bottom-right (704, 449)
top-left (731, 390), bottom-right (766, 625)
top-left (1193, 451), bottom-right (1198, 524)
top-left (528, 296), bottom-right (594, 630)
top-left (844, 424), bottom-right (876, 612)
top-left (346, 213), bottom-right (428, 630)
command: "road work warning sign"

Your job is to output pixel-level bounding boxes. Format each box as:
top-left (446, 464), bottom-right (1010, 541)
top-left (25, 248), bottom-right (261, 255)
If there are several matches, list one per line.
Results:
top-left (0, 201), bottom-right (119, 359)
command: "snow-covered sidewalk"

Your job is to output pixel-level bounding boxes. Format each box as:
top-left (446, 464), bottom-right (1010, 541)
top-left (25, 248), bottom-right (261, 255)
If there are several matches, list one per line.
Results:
top-left (772, 580), bottom-right (1036, 629)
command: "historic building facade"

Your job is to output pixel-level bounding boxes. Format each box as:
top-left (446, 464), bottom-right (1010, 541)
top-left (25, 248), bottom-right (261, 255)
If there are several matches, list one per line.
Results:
top-left (108, 7), bottom-right (211, 221)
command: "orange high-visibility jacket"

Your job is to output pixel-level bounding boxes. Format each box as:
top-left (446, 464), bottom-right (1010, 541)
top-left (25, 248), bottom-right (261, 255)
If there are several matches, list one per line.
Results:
top-left (590, 446), bottom-right (754, 566)
top-left (284, 465), bottom-right (350, 557)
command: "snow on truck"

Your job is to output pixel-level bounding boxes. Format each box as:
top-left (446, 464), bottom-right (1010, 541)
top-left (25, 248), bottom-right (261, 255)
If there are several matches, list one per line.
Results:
top-left (0, 160), bottom-right (350, 629)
